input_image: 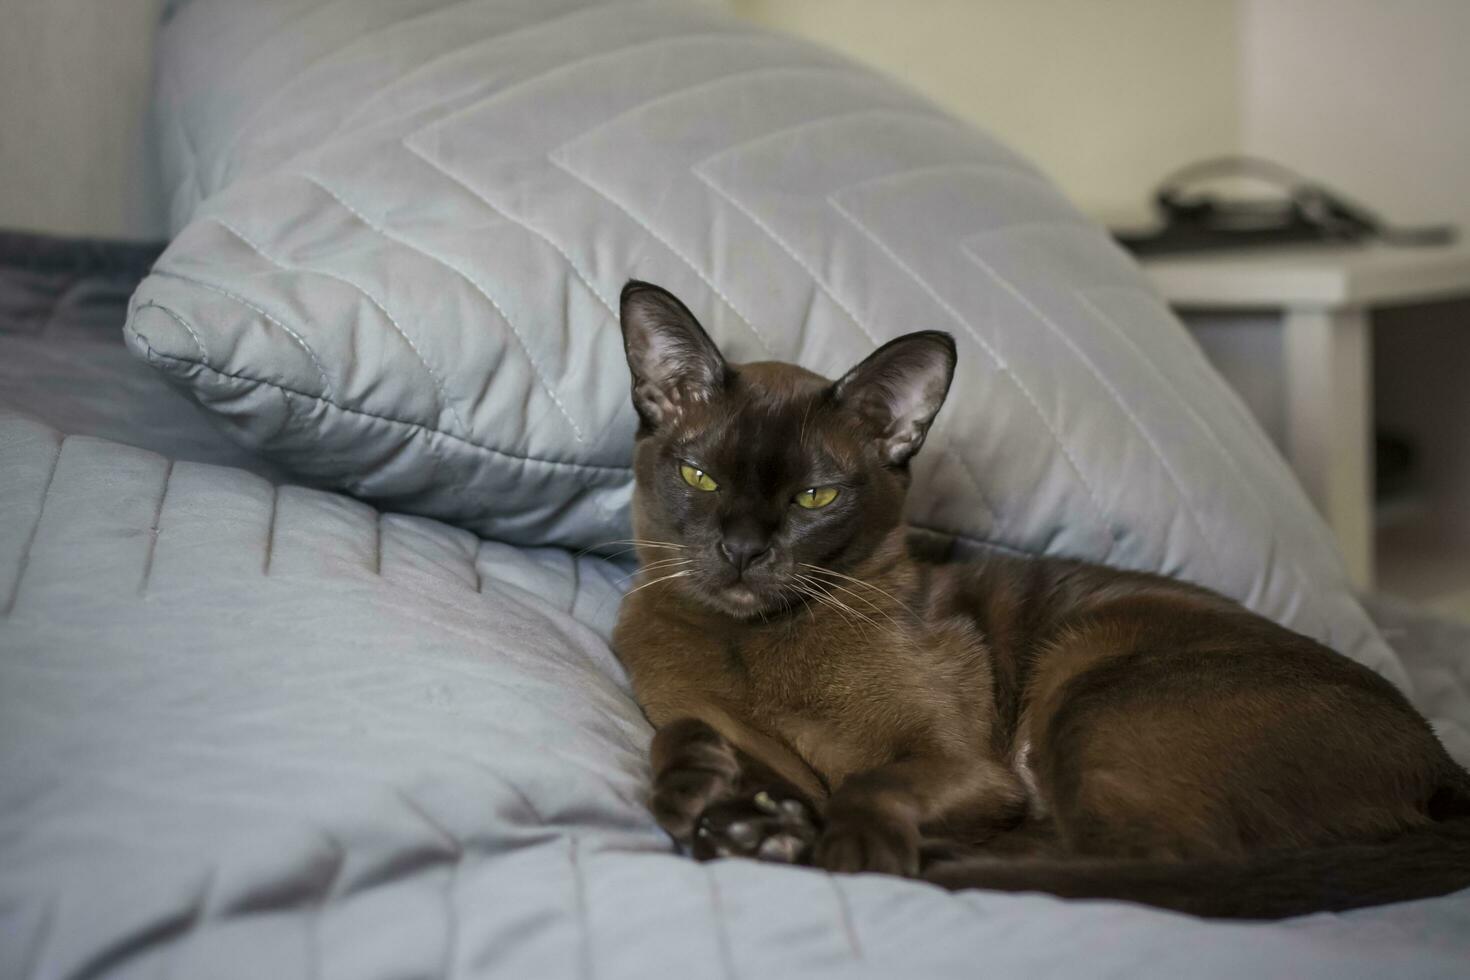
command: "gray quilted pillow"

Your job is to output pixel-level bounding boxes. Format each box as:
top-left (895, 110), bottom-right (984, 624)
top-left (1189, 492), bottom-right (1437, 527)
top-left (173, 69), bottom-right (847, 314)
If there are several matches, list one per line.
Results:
top-left (125, 0), bottom-right (1404, 687)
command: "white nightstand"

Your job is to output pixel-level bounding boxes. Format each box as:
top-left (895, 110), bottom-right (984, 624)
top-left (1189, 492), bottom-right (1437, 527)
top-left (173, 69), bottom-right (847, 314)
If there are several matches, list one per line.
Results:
top-left (1141, 244), bottom-right (1470, 593)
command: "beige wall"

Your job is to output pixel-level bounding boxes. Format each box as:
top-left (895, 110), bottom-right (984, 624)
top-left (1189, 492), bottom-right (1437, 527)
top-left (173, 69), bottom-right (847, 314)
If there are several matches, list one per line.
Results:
top-left (0, 0), bottom-right (1253, 238)
top-left (0, 0), bottom-right (166, 238)
top-left (1240, 0), bottom-right (1470, 236)
top-left (5, 1), bottom-right (1462, 243)
top-left (732, 0), bottom-right (1242, 224)
top-left (1237, 0), bottom-right (1470, 560)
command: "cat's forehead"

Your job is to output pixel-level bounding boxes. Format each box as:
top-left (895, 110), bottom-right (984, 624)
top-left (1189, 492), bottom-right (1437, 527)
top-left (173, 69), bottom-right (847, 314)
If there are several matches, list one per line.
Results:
top-left (734, 360), bottom-right (831, 396)
top-left (675, 361), bottom-right (860, 476)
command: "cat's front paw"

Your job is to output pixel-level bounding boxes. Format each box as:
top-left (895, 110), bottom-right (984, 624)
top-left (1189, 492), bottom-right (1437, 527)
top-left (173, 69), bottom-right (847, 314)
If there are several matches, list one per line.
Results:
top-left (650, 719), bottom-right (741, 844)
top-left (693, 789), bottom-right (819, 864)
top-left (814, 810), bottom-right (920, 876)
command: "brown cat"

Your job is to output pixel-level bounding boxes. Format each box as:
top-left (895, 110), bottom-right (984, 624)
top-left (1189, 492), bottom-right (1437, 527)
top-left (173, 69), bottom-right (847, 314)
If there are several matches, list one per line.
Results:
top-left (609, 279), bottom-right (1470, 917)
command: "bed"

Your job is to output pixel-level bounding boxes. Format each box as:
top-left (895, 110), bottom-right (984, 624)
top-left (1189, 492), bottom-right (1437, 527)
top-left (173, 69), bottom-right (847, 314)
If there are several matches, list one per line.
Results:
top-left (3, 2), bottom-right (1469, 977)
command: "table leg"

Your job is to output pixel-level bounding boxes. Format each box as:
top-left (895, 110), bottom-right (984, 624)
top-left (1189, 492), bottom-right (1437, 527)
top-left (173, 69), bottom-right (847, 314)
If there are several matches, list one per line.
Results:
top-left (1282, 307), bottom-right (1373, 589)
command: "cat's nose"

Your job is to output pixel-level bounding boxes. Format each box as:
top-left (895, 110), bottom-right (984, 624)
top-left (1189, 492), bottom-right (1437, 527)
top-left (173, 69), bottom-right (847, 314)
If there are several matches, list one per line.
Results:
top-left (719, 530), bottom-right (770, 573)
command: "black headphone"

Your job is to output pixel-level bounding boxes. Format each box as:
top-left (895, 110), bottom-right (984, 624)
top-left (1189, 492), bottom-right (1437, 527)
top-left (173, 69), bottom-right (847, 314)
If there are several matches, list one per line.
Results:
top-left (1153, 156), bottom-right (1455, 246)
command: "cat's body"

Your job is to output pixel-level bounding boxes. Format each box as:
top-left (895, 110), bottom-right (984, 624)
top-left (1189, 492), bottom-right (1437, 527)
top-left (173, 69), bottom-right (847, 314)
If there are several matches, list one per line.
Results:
top-left (621, 529), bottom-right (1014, 826)
top-left (610, 280), bottom-right (1470, 915)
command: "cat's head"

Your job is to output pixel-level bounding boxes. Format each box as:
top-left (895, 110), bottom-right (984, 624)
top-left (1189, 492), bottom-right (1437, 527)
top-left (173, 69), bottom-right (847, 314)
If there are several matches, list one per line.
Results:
top-left (619, 280), bottom-right (955, 620)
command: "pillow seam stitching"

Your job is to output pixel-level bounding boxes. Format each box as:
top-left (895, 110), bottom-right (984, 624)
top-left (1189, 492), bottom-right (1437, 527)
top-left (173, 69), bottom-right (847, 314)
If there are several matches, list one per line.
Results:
top-left (124, 315), bottom-right (632, 475)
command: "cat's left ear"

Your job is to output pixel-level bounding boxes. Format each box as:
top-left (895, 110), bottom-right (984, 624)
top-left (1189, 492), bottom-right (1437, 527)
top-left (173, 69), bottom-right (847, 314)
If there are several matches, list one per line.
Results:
top-left (833, 331), bottom-right (956, 466)
top-left (620, 280), bottom-right (729, 431)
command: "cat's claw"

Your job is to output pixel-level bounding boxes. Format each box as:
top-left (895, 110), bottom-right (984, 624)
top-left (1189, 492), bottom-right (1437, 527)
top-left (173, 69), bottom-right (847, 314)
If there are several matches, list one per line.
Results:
top-left (692, 790), bottom-right (819, 864)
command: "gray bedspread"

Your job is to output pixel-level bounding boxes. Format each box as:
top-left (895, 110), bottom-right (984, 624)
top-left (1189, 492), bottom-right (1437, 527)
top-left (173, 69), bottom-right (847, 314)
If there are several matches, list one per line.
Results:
top-left (4, 238), bottom-right (1470, 978)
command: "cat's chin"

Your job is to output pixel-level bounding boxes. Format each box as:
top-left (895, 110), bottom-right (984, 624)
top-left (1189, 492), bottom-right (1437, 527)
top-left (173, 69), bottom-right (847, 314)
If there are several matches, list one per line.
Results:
top-left (714, 584), bottom-right (761, 616)
top-left (701, 583), bottom-right (778, 620)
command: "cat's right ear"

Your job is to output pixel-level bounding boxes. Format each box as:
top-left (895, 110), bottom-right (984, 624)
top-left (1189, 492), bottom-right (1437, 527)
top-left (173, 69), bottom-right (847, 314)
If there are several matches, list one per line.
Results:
top-left (620, 280), bottom-right (728, 430)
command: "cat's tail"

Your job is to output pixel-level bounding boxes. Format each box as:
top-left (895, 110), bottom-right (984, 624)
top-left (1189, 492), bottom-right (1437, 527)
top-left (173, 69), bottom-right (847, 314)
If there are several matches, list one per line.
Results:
top-left (925, 806), bottom-right (1470, 919)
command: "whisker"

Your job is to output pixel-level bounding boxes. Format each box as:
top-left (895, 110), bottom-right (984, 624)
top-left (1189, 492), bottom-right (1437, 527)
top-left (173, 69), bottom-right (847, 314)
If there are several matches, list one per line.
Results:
top-left (640, 556), bottom-right (696, 570)
top-left (590, 545), bottom-right (691, 616)
top-left (814, 578), bottom-right (904, 629)
top-left (813, 578), bottom-right (883, 612)
top-left (790, 588), bottom-right (816, 622)
top-left (788, 582), bottom-right (853, 630)
top-left (799, 563), bottom-right (920, 619)
top-left (615, 557), bottom-right (693, 585)
top-left (623, 569), bottom-right (694, 598)
top-left (576, 538), bottom-right (688, 558)
top-left (808, 578), bottom-right (884, 631)
top-left (794, 575), bottom-right (879, 634)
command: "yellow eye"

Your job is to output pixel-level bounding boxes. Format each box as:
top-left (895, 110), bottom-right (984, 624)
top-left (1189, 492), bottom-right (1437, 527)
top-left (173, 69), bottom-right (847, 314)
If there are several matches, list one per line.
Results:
top-left (795, 486), bottom-right (839, 509)
top-left (679, 463), bottom-right (718, 491)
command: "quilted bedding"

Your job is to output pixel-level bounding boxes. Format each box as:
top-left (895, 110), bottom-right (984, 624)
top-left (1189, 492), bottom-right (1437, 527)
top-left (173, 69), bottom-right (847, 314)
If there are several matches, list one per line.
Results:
top-left (2, 249), bottom-right (1469, 979)
top-left (2, 253), bottom-right (1468, 977)
top-left (3, 404), bottom-right (1470, 980)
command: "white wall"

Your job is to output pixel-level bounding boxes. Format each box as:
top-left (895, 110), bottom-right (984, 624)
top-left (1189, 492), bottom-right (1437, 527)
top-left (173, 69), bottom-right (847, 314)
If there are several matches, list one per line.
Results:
top-left (3, 1), bottom-right (1464, 249)
top-left (1239, 0), bottom-right (1470, 608)
top-left (1240, 0), bottom-right (1470, 236)
top-left (0, 0), bottom-right (166, 238)
top-left (0, 0), bottom-right (1246, 238)
top-left (732, 0), bottom-right (1242, 225)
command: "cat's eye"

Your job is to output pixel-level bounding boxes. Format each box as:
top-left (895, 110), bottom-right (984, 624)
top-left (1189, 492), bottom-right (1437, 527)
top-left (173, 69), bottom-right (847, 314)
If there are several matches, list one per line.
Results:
top-left (679, 463), bottom-right (718, 492)
top-left (795, 486), bottom-right (839, 509)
